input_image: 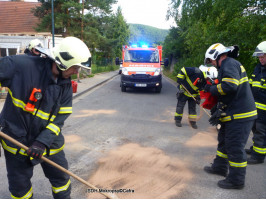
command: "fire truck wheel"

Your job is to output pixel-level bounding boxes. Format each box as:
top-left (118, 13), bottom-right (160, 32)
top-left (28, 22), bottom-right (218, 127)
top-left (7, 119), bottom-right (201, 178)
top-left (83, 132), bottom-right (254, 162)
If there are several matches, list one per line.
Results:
top-left (155, 87), bottom-right (161, 93)
top-left (121, 85), bottom-right (126, 92)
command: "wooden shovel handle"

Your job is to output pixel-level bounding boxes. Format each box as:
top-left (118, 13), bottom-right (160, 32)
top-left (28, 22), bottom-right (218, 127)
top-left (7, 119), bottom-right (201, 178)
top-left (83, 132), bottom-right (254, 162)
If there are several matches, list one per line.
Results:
top-left (0, 131), bottom-right (117, 199)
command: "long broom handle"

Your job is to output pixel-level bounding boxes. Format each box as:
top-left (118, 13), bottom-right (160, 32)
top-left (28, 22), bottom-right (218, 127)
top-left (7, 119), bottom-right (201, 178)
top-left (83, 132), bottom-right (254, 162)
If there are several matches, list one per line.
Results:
top-left (0, 131), bottom-right (116, 199)
top-left (180, 84), bottom-right (211, 117)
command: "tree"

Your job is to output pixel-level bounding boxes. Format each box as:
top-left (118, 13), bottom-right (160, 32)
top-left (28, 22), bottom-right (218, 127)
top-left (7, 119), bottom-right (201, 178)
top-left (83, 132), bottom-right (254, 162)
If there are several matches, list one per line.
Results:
top-left (164, 0), bottom-right (266, 76)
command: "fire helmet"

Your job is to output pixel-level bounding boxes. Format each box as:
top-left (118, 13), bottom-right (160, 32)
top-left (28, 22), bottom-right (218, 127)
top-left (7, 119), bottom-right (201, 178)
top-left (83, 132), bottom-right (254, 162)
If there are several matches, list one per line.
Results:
top-left (28, 39), bottom-right (43, 51)
top-left (51, 37), bottom-right (91, 71)
top-left (253, 41), bottom-right (266, 57)
top-left (199, 65), bottom-right (218, 79)
top-left (204, 43), bottom-right (232, 65)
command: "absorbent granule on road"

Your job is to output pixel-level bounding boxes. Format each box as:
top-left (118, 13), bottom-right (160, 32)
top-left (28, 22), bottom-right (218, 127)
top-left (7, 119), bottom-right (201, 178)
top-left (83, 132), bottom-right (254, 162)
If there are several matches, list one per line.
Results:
top-left (86, 143), bottom-right (192, 199)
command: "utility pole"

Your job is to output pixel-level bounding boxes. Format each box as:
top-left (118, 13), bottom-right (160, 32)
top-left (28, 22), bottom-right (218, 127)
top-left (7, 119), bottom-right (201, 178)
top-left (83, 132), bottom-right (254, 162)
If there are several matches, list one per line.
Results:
top-left (51, 0), bottom-right (55, 47)
top-left (81, 0), bottom-right (84, 41)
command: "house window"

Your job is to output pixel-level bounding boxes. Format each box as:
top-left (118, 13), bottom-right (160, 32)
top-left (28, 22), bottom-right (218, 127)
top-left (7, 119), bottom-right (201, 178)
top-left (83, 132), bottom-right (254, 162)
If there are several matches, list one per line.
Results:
top-left (0, 48), bottom-right (18, 57)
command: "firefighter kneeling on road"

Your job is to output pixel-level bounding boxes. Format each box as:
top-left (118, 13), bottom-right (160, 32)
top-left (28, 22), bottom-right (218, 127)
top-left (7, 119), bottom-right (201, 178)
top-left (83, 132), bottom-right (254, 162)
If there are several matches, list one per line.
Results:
top-left (174, 66), bottom-right (207, 129)
top-left (203, 43), bottom-right (257, 189)
top-left (0, 37), bottom-right (91, 199)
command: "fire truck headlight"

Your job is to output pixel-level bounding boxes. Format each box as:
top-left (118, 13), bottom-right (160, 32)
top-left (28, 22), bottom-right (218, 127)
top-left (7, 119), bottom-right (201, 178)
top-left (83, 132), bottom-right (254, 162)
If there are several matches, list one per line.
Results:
top-left (122, 68), bottom-right (129, 75)
top-left (154, 68), bottom-right (161, 76)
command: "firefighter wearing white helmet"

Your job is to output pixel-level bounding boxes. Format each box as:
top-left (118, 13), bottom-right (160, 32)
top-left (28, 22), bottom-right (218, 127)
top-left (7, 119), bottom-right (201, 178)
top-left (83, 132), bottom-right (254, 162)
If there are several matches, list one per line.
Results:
top-left (24, 39), bottom-right (44, 56)
top-left (203, 43), bottom-right (257, 190)
top-left (0, 36), bottom-right (91, 198)
top-left (51, 36), bottom-right (91, 71)
top-left (245, 41), bottom-right (266, 165)
top-left (199, 65), bottom-right (218, 79)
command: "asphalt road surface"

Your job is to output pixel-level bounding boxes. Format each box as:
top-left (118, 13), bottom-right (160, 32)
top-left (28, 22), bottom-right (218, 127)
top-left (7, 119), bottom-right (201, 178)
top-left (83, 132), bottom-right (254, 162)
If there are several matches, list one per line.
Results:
top-left (0, 75), bottom-right (265, 198)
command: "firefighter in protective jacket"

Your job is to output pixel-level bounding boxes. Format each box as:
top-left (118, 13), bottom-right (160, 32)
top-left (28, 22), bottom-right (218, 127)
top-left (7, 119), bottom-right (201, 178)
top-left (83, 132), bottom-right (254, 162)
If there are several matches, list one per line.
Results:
top-left (0, 37), bottom-right (91, 199)
top-left (175, 67), bottom-right (206, 129)
top-left (246, 41), bottom-right (266, 164)
top-left (203, 43), bottom-right (257, 189)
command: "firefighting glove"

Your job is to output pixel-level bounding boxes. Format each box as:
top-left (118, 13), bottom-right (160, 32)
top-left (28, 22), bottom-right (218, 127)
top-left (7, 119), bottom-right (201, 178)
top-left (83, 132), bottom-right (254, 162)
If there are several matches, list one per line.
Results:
top-left (27, 141), bottom-right (46, 159)
top-left (204, 84), bottom-right (211, 93)
top-left (195, 95), bottom-right (201, 105)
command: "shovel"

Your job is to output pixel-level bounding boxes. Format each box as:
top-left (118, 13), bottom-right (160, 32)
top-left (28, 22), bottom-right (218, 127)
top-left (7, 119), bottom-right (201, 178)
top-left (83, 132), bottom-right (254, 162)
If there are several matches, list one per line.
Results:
top-left (0, 131), bottom-right (118, 199)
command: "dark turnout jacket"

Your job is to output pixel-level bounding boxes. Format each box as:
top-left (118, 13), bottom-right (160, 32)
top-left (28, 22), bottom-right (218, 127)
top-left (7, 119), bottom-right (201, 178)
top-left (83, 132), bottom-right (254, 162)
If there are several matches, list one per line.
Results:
top-left (0, 55), bottom-right (73, 158)
top-left (177, 67), bottom-right (206, 97)
top-left (209, 57), bottom-right (257, 122)
top-left (249, 63), bottom-right (266, 122)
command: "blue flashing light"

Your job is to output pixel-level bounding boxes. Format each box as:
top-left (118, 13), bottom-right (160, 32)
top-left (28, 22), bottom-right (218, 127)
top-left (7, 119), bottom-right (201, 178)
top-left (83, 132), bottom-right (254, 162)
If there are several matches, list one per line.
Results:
top-left (131, 44), bottom-right (138, 48)
top-left (141, 45), bottom-right (148, 48)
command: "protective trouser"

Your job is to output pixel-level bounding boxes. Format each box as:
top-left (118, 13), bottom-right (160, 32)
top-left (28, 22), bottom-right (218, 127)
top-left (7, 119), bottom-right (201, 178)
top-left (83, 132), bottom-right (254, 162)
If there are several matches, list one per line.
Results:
top-left (4, 150), bottom-right (71, 199)
top-left (251, 121), bottom-right (266, 160)
top-left (175, 93), bottom-right (197, 122)
top-left (211, 119), bottom-right (254, 185)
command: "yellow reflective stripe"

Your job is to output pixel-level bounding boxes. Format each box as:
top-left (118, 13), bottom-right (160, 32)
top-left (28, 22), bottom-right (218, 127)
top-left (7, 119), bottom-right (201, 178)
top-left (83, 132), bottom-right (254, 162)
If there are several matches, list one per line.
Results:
top-left (1, 139), bottom-right (17, 154)
top-left (175, 113), bottom-right (183, 117)
top-left (46, 123), bottom-right (60, 136)
top-left (52, 179), bottom-right (71, 194)
top-left (239, 77), bottom-right (248, 84)
top-left (229, 161), bottom-right (247, 167)
top-left (233, 110), bottom-right (257, 120)
top-left (50, 144), bottom-right (65, 155)
top-left (220, 116), bottom-right (231, 122)
top-left (188, 114), bottom-right (197, 119)
top-left (177, 74), bottom-right (185, 79)
top-left (11, 187), bottom-right (33, 199)
top-left (253, 146), bottom-right (266, 154)
top-left (217, 151), bottom-right (228, 159)
top-left (217, 84), bottom-right (226, 95)
top-left (240, 65), bottom-right (246, 73)
top-left (255, 102), bottom-right (266, 111)
top-left (58, 107), bottom-right (72, 114)
top-left (34, 109), bottom-right (50, 120)
top-left (183, 90), bottom-right (199, 97)
top-left (251, 81), bottom-right (266, 89)
top-left (8, 89), bottom-right (56, 121)
top-left (222, 78), bottom-right (239, 85)
top-left (181, 67), bottom-right (198, 91)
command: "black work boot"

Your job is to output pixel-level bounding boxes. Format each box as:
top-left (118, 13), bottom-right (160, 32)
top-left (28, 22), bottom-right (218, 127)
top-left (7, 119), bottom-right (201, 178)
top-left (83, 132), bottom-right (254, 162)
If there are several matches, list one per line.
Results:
top-left (175, 120), bottom-right (182, 127)
top-left (189, 121), bottom-right (198, 129)
top-left (204, 166), bottom-right (227, 177)
top-left (247, 157), bottom-right (264, 164)
top-left (218, 179), bottom-right (244, 189)
top-left (245, 147), bottom-right (252, 154)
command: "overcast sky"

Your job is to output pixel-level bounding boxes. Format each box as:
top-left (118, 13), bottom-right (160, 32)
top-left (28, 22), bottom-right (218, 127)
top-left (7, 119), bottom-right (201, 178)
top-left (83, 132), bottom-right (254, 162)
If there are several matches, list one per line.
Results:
top-left (112, 0), bottom-right (176, 29)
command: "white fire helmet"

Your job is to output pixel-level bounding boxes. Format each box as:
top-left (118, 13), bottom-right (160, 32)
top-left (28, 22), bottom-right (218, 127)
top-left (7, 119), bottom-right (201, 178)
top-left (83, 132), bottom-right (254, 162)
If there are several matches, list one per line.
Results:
top-left (253, 41), bottom-right (266, 57)
top-left (199, 65), bottom-right (218, 79)
top-left (28, 39), bottom-right (44, 51)
top-left (204, 43), bottom-right (232, 65)
top-left (51, 37), bottom-right (91, 71)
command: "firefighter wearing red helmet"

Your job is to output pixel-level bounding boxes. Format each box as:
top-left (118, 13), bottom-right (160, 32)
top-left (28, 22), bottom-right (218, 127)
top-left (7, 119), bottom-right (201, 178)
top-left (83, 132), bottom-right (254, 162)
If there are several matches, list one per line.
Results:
top-left (0, 37), bottom-right (91, 198)
top-left (203, 43), bottom-right (257, 189)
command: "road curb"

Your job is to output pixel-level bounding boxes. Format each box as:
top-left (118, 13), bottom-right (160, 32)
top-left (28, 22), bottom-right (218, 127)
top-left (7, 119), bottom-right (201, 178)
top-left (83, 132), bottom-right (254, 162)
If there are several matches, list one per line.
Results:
top-left (163, 74), bottom-right (177, 87)
top-left (73, 73), bottom-right (119, 99)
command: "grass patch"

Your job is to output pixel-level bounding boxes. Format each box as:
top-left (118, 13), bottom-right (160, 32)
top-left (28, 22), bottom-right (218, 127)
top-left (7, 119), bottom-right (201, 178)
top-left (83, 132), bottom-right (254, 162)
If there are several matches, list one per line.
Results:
top-left (163, 69), bottom-right (177, 82)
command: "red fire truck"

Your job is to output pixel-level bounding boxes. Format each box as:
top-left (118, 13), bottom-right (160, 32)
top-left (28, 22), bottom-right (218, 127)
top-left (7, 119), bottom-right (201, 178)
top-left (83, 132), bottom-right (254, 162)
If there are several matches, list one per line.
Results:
top-left (116, 44), bottom-right (168, 93)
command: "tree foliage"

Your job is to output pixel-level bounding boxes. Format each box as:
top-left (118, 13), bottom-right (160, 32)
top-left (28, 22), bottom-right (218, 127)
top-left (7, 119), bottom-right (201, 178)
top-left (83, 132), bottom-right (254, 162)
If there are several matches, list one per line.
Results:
top-left (164, 0), bottom-right (266, 76)
top-left (128, 24), bottom-right (169, 46)
top-left (33, 0), bottom-right (129, 62)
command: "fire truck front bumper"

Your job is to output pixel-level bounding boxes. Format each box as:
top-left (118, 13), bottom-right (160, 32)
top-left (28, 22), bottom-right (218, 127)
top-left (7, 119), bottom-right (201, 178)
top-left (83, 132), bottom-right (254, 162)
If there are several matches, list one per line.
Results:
top-left (121, 74), bottom-right (162, 88)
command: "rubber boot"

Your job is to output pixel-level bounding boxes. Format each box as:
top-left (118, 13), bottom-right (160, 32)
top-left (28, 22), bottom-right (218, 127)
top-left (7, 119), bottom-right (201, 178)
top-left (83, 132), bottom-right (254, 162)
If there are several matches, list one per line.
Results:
top-left (218, 179), bottom-right (244, 189)
top-left (247, 157), bottom-right (264, 164)
top-left (204, 166), bottom-right (227, 177)
top-left (189, 121), bottom-right (197, 129)
top-left (175, 120), bottom-right (182, 127)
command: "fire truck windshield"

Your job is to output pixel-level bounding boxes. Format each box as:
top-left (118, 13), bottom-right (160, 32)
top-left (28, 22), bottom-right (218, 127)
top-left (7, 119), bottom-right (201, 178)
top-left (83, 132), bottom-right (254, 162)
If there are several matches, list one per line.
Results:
top-left (124, 50), bottom-right (159, 63)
